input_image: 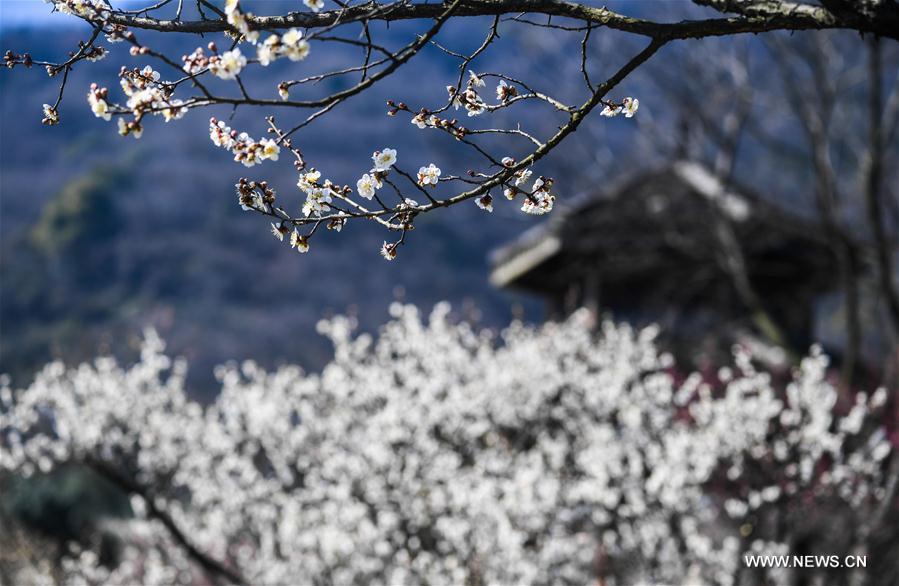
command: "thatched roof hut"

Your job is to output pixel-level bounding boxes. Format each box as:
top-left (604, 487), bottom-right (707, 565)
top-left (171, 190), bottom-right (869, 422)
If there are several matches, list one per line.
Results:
top-left (490, 161), bottom-right (838, 352)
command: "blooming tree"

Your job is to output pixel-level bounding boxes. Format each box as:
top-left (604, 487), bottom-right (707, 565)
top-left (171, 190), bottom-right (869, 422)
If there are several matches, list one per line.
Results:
top-left (3, 0), bottom-right (898, 259)
top-left (1, 305), bottom-right (895, 585)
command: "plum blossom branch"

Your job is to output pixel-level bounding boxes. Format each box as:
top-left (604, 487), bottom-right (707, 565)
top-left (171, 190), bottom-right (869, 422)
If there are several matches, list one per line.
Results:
top-left (67, 0), bottom-right (899, 41)
top-left (2, 0), bottom-right (896, 259)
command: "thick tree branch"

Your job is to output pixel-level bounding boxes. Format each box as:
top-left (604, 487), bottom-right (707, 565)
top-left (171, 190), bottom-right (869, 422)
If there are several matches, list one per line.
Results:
top-left (98, 0), bottom-right (899, 41)
top-left (86, 459), bottom-right (246, 585)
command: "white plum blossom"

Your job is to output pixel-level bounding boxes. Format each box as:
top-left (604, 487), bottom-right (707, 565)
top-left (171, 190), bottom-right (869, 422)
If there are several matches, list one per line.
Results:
top-left (209, 119), bottom-right (235, 149)
top-left (258, 29), bottom-right (310, 65)
top-left (496, 79), bottom-right (517, 102)
top-left (281, 28), bottom-right (311, 61)
top-left (224, 0), bottom-right (259, 43)
top-left (304, 0), bottom-right (325, 12)
top-left (139, 66), bottom-right (160, 83)
top-left (181, 47), bottom-right (208, 75)
top-left (410, 112), bottom-right (436, 129)
top-left (41, 103), bottom-right (59, 125)
top-left (417, 163), bottom-right (441, 186)
top-left (298, 168), bottom-right (322, 191)
top-left (521, 191), bottom-right (554, 215)
top-left (161, 99), bottom-right (188, 122)
top-left (209, 48), bottom-right (246, 80)
top-left (260, 138), bottom-right (280, 161)
top-left (289, 228), bottom-right (310, 252)
top-left (464, 89), bottom-right (486, 116)
top-left (88, 96), bottom-right (110, 120)
top-left (256, 35), bottom-right (280, 66)
top-left (85, 46), bottom-right (106, 62)
top-left (623, 96), bottom-right (639, 117)
top-left (208, 118), bottom-right (280, 166)
top-left (372, 147), bottom-right (397, 171)
top-left (500, 167), bottom-right (544, 207)
top-left (448, 84), bottom-right (486, 116)
top-left (469, 70), bottom-right (486, 88)
top-left (125, 88), bottom-right (159, 112)
top-left (235, 178), bottom-right (271, 211)
top-left (521, 177), bottom-right (555, 215)
top-left (0, 309), bottom-right (891, 586)
top-left (514, 167), bottom-right (532, 186)
top-left (235, 133), bottom-right (263, 166)
top-left (600, 98), bottom-right (639, 118)
top-left (601, 103), bottom-right (622, 117)
top-left (116, 117), bottom-right (142, 138)
top-left (356, 173), bottom-right (377, 199)
top-left (94, 66), bottom-right (192, 134)
top-left (302, 185), bottom-right (333, 216)
top-left (448, 85), bottom-right (463, 110)
top-left (380, 241), bottom-right (398, 260)
top-left (476, 194), bottom-right (493, 212)
top-left (271, 223), bottom-right (288, 241)
top-left (52, 0), bottom-right (109, 18)
top-left (87, 85), bottom-right (111, 121)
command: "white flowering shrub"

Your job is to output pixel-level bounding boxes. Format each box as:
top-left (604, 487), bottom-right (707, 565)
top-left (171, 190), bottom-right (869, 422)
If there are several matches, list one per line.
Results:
top-left (1, 304), bottom-right (894, 585)
top-left (4, 1), bottom-right (897, 260)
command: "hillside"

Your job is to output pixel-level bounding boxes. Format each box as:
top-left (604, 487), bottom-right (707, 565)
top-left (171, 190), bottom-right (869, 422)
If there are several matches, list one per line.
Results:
top-left (0, 26), bottom-right (558, 396)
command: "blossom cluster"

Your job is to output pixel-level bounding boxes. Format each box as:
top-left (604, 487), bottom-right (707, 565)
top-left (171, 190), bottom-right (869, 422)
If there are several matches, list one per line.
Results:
top-left (1, 307), bottom-right (892, 586)
top-left (402, 105), bottom-right (473, 141)
top-left (181, 46), bottom-right (211, 76)
top-left (87, 83), bottom-right (111, 121)
top-left (41, 103), bottom-right (60, 125)
top-left (442, 72), bottom-right (522, 118)
top-left (236, 177), bottom-right (275, 213)
top-left (496, 79), bottom-right (518, 102)
top-left (519, 176), bottom-right (555, 215)
top-left (232, 147), bottom-right (422, 258)
top-left (225, 134), bottom-right (558, 260)
top-left (208, 118), bottom-right (280, 167)
top-left (209, 48), bottom-right (247, 80)
top-left (49, 0), bottom-right (109, 19)
top-left (417, 163), bottom-right (441, 186)
top-left (356, 147), bottom-right (396, 200)
top-left (182, 44), bottom-right (247, 80)
top-left (304, 0), bottom-right (325, 12)
top-left (297, 168), bottom-right (344, 219)
top-left (224, 0), bottom-right (259, 44)
top-left (224, 0), bottom-right (311, 68)
top-left (182, 44), bottom-right (253, 81)
top-left (601, 96), bottom-right (639, 118)
top-left (121, 66), bottom-right (187, 122)
top-left (85, 65), bottom-right (189, 139)
top-left (448, 71), bottom-right (490, 117)
top-left (498, 157), bottom-right (555, 215)
top-left (257, 29), bottom-right (311, 66)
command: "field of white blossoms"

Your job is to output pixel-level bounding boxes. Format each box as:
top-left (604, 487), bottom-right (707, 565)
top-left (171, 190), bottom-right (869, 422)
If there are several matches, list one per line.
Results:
top-left (1, 304), bottom-right (894, 585)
